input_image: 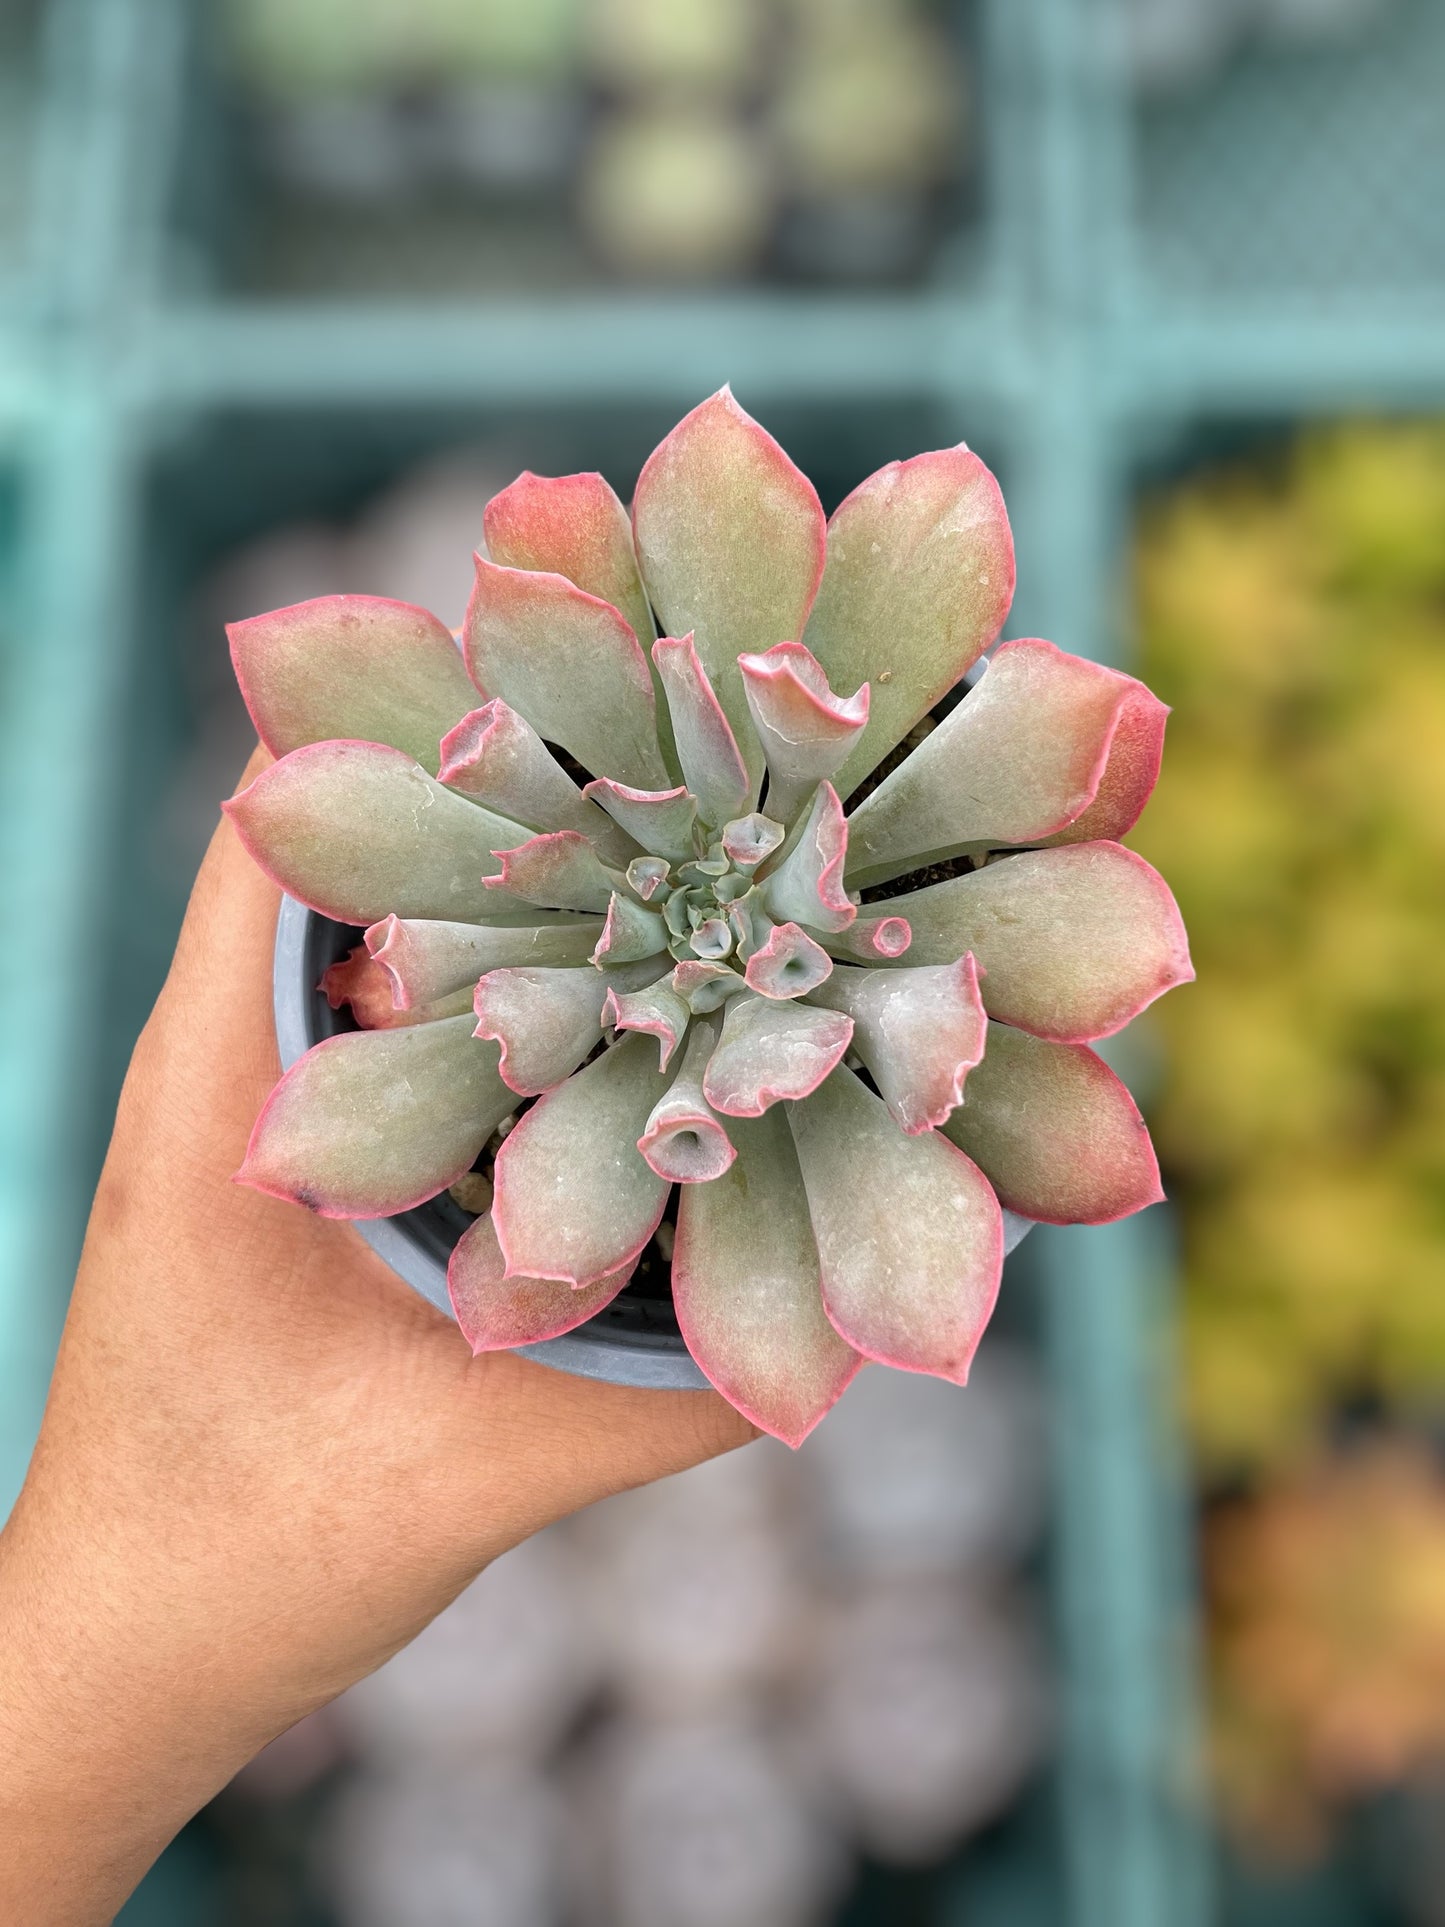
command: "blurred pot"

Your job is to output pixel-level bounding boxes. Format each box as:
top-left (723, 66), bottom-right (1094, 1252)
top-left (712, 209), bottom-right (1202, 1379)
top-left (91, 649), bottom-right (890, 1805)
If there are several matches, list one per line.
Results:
top-left (272, 895), bottom-right (709, 1391)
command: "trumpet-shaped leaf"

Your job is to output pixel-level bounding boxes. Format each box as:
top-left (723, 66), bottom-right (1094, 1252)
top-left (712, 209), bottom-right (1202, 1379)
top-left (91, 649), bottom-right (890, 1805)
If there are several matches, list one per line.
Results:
top-left (449, 1212), bottom-right (632, 1351)
top-left (743, 922), bottom-right (833, 1001)
top-left (788, 1066), bottom-right (1002, 1380)
top-left (583, 778), bottom-right (699, 863)
top-left (878, 842), bottom-right (1194, 1042)
top-left (671, 960), bottom-right (750, 1013)
top-left (759, 782), bottom-right (854, 934)
top-left (808, 955), bottom-right (986, 1133)
top-left (652, 633), bottom-right (753, 826)
top-left (626, 856), bottom-right (671, 900)
top-left (720, 813), bottom-right (785, 870)
top-left (846, 640), bottom-right (1164, 885)
top-left (819, 913), bottom-right (911, 961)
top-left (482, 469), bottom-right (655, 648)
top-left (941, 1023), bottom-right (1165, 1225)
top-left (702, 994), bottom-right (853, 1117)
top-left (492, 1033), bottom-right (672, 1286)
top-left (366, 915), bottom-right (603, 1010)
top-left (237, 1017), bottom-right (513, 1218)
top-left (739, 641), bottom-right (869, 823)
top-left (485, 830), bottom-right (619, 913)
top-left (804, 447), bottom-right (1015, 797)
top-left (224, 741), bottom-right (535, 924)
top-left (632, 387), bottom-right (826, 785)
top-left (674, 1107), bottom-right (859, 1445)
top-left (438, 701), bottom-right (636, 866)
top-left (463, 558), bottom-right (668, 791)
top-left (474, 959), bottom-right (665, 1095)
top-left (592, 891), bottom-right (670, 965)
top-left (602, 980), bottom-right (691, 1071)
top-left (637, 1020), bottom-right (737, 1183)
top-left (229, 594), bottom-right (478, 773)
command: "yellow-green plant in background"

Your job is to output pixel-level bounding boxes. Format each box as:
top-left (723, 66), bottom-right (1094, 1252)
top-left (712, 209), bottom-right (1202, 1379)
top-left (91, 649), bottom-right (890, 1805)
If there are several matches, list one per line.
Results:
top-left (1132, 424), bottom-right (1445, 1476)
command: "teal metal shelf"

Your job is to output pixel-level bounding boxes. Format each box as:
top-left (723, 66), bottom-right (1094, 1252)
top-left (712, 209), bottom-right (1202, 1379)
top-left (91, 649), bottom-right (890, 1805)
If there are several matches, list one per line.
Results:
top-left (4, 0), bottom-right (1445, 1921)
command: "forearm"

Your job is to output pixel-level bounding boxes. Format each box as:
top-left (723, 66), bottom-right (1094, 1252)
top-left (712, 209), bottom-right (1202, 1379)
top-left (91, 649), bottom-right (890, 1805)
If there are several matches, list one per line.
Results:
top-left (0, 1480), bottom-right (310, 1927)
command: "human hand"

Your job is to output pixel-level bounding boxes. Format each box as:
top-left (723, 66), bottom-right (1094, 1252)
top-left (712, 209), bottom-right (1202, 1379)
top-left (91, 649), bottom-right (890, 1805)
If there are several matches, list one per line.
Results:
top-left (0, 748), bottom-right (753, 1926)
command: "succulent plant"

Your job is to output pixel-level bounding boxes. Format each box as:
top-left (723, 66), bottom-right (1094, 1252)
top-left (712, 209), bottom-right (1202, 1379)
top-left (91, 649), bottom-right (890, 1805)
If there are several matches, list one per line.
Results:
top-left (225, 389), bottom-right (1191, 1444)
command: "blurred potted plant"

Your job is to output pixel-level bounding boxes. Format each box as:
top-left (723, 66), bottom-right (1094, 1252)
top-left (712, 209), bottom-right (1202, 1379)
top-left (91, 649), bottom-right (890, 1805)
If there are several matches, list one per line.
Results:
top-left (225, 388), bottom-right (1190, 1443)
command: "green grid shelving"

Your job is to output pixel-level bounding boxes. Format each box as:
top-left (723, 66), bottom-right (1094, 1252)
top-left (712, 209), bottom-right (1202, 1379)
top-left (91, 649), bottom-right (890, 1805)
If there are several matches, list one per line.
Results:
top-left (4, 1), bottom-right (1444, 1921)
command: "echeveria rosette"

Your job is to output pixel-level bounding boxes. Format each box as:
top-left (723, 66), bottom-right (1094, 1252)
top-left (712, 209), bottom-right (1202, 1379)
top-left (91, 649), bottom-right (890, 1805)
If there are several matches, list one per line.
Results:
top-left (225, 387), bottom-right (1192, 1447)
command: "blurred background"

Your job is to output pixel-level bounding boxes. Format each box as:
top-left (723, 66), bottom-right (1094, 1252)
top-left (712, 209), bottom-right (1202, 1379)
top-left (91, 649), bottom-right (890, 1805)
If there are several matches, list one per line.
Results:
top-left (1, 0), bottom-right (1443, 1922)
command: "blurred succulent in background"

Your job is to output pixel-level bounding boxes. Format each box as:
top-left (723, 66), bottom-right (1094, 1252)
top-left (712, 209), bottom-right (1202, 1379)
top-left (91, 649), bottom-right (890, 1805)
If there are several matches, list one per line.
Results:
top-left (1133, 423), bottom-right (1445, 1475)
top-left (225, 388), bottom-right (1189, 1443)
top-left (1208, 1443), bottom-right (1445, 1856)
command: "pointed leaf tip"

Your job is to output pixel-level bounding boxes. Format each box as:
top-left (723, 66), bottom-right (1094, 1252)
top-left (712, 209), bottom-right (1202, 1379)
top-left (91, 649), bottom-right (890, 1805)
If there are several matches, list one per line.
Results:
top-left (482, 469), bottom-right (655, 649)
top-left (225, 741), bottom-right (535, 924)
top-left (674, 1105), bottom-right (860, 1445)
top-left (878, 841), bottom-right (1193, 1042)
top-left (942, 1023), bottom-right (1165, 1224)
top-left (228, 593), bottom-right (477, 773)
top-left (237, 1018), bottom-right (514, 1219)
top-left (788, 1065), bottom-right (1003, 1383)
top-left (463, 556), bottom-right (668, 793)
top-left (633, 390), bottom-right (826, 785)
top-left (804, 445), bottom-right (1015, 796)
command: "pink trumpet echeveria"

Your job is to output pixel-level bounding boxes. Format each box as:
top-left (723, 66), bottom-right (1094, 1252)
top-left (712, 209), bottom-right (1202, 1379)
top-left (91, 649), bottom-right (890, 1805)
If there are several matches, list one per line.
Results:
top-left (228, 389), bottom-right (1191, 1445)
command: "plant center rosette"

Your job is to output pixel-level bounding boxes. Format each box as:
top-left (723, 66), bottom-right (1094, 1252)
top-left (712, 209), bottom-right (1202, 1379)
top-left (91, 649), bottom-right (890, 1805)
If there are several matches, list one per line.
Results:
top-left (224, 389), bottom-right (1192, 1446)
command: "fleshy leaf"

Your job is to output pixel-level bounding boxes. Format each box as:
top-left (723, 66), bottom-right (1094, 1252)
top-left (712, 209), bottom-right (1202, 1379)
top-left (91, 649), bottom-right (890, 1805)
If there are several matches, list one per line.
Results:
top-left (941, 1022), bottom-right (1164, 1225)
top-left (690, 916), bottom-right (734, 961)
top-left (875, 842), bottom-right (1194, 1043)
top-left (438, 701), bottom-right (637, 867)
top-left (738, 641), bottom-right (869, 824)
top-left (473, 959), bottom-right (665, 1096)
top-left (787, 1065), bottom-right (1003, 1381)
top-left (228, 594), bottom-right (478, 774)
top-left (743, 922), bottom-right (833, 1001)
top-left (449, 1212), bottom-right (632, 1351)
top-left (485, 830), bottom-right (619, 913)
top-left (482, 470), bottom-right (655, 649)
top-left (321, 944), bottom-right (477, 1030)
top-left (636, 1019), bottom-right (736, 1183)
top-left (582, 778), bottom-right (698, 863)
top-left (224, 742), bottom-right (535, 924)
top-left (463, 557), bottom-right (669, 791)
top-left (632, 388), bottom-right (826, 785)
top-left (491, 1033), bottom-right (672, 1286)
top-left (671, 960), bottom-right (750, 1013)
top-left (602, 980), bottom-right (691, 1071)
top-left (652, 633), bottom-right (753, 826)
top-left (808, 955), bottom-right (986, 1133)
top-left (803, 447), bottom-right (1015, 797)
top-left (759, 782), bottom-right (855, 934)
top-left (1039, 676), bottom-right (1169, 846)
top-left (366, 915), bottom-right (603, 1010)
top-left (721, 813), bottom-right (785, 870)
top-left (818, 913), bottom-right (912, 961)
top-left (237, 1017), bottom-right (513, 1218)
top-left (626, 856), bottom-right (671, 900)
top-left (673, 1106), bottom-right (859, 1445)
top-left (592, 891), bottom-right (670, 965)
top-left (845, 640), bottom-right (1165, 885)
top-left (702, 994), bottom-right (853, 1117)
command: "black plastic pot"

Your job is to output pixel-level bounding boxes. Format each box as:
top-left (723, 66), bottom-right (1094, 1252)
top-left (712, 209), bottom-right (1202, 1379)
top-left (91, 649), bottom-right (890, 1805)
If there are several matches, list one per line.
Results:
top-left (272, 896), bottom-right (1032, 1391)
